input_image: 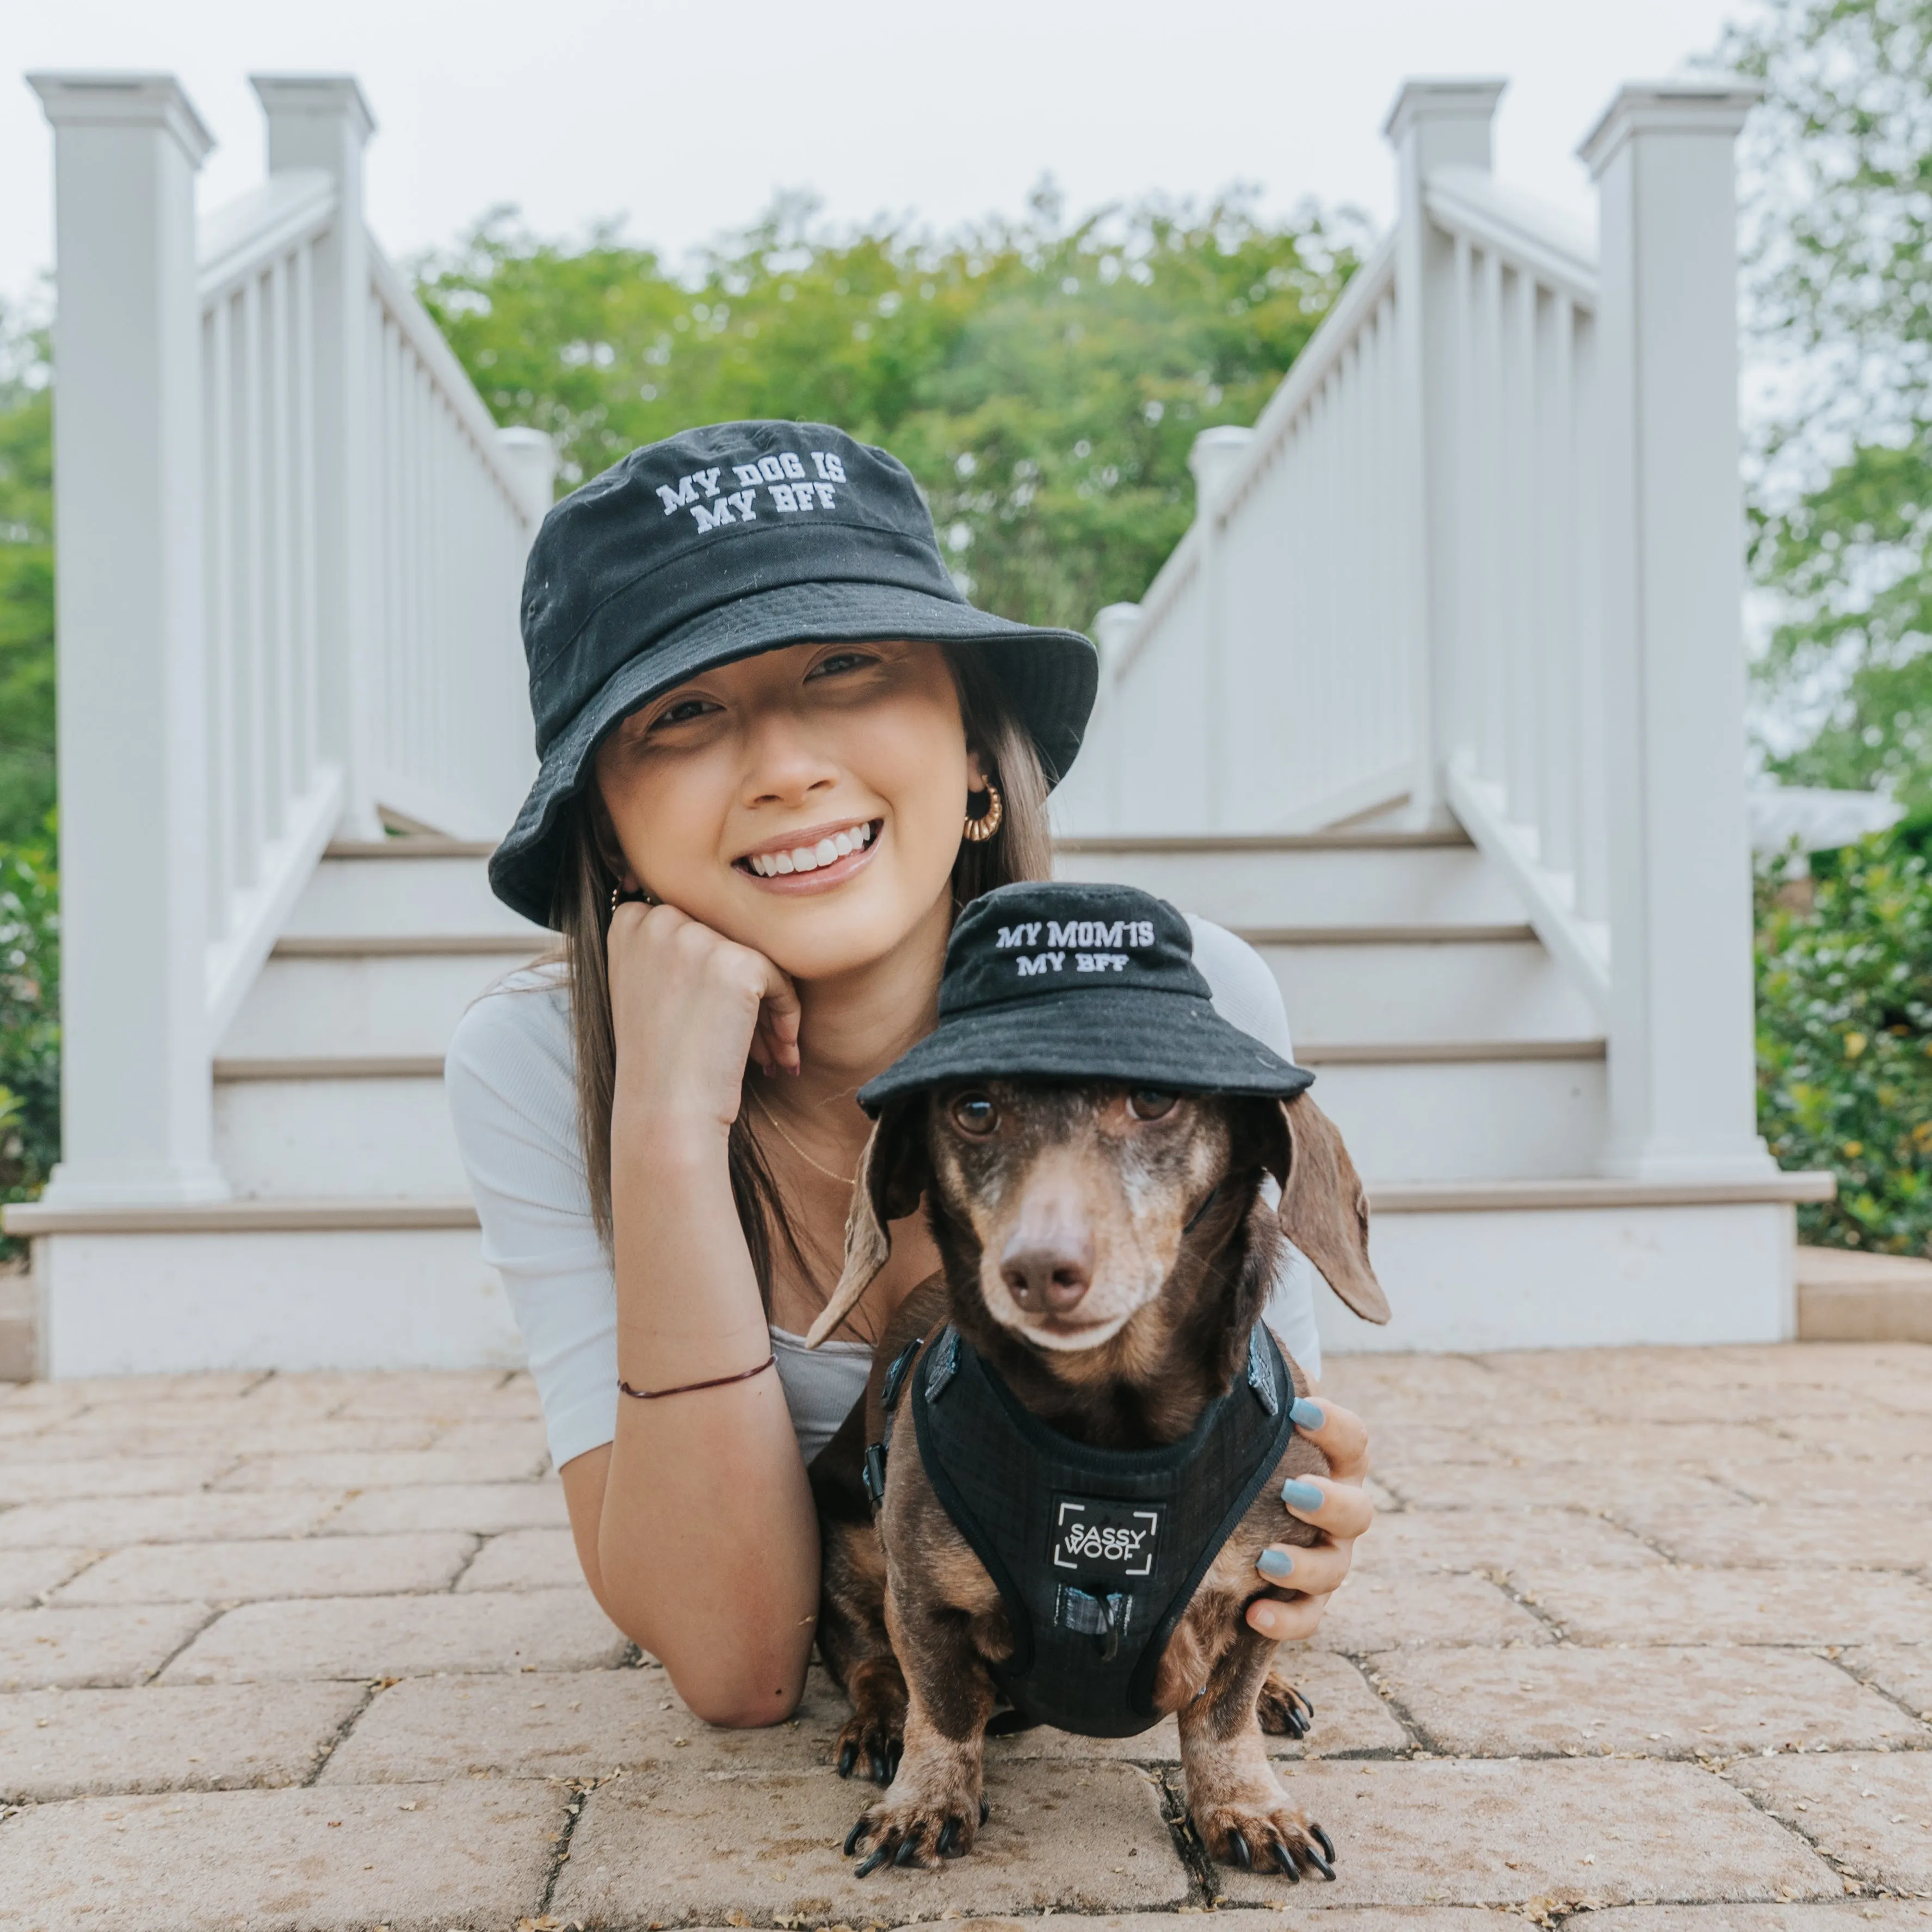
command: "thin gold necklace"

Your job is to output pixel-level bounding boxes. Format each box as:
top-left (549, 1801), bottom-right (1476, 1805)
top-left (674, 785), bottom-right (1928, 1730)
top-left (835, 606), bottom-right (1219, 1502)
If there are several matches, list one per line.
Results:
top-left (748, 1087), bottom-right (858, 1187)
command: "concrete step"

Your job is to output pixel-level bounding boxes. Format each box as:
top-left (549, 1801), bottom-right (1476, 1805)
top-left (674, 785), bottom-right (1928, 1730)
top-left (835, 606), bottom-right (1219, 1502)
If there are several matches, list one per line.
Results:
top-left (213, 1066), bottom-right (464, 1200)
top-left (219, 948), bottom-right (545, 1060)
top-left (1306, 1047), bottom-right (1607, 1182)
top-left (1249, 932), bottom-right (1598, 1045)
top-left (1795, 1245), bottom-right (1932, 1343)
top-left (283, 841), bottom-right (545, 942)
top-left (1054, 832), bottom-right (1526, 929)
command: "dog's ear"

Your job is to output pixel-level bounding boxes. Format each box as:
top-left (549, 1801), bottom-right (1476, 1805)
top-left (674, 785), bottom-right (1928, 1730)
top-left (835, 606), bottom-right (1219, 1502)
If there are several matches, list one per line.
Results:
top-left (1265, 1092), bottom-right (1390, 1325)
top-left (803, 1100), bottom-right (929, 1348)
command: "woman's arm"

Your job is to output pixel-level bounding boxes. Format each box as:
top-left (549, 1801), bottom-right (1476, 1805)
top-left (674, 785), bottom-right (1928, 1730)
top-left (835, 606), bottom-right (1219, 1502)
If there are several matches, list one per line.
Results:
top-left (561, 901), bottom-right (817, 1726)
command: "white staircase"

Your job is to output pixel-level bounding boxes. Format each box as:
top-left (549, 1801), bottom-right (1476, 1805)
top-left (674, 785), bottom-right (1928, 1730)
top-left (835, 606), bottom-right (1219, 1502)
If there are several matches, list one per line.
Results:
top-left (1058, 830), bottom-right (1824, 1355)
top-left (4, 66), bottom-right (1833, 1375)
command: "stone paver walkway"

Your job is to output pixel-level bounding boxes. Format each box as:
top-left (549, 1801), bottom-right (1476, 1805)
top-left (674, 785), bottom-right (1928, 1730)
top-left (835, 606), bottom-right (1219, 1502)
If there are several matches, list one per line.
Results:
top-left (1, 1344), bottom-right (1928, 1930)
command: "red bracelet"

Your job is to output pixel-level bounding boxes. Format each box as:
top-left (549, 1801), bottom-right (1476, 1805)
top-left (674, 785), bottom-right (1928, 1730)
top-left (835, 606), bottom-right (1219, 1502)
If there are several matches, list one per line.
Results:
top-left (619, 1354), bottom-right (777, 1401)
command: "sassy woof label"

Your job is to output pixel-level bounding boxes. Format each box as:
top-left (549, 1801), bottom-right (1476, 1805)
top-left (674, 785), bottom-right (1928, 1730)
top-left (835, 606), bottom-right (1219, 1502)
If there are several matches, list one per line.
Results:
top-left (1050, 1496), bottom-right (1163, 1579)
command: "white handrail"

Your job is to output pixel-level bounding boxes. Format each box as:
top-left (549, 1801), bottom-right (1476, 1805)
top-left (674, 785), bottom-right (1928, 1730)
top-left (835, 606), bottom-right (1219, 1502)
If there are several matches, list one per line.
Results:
top-left (199, 171), bottom-right (336, 305)
top-left (1070, 235), bottom-right (1410, 836)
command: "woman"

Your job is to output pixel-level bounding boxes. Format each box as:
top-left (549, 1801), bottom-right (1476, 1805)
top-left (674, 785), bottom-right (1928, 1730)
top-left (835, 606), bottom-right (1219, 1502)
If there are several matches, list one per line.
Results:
top-left (447, 420), bottom-right (1375, 1728)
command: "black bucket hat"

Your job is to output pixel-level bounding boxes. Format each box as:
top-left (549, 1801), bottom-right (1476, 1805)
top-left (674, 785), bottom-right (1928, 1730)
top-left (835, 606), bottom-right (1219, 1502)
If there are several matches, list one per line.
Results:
top-left (489, 421), bottom-right (1099, 927)
top-left (857, 882), bottom-right (1315, 1114)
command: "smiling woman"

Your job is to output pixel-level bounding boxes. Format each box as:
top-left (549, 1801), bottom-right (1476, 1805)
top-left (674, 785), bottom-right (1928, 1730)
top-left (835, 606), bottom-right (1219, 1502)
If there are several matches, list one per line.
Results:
top-left (445, 419), bottom-right (1375, 1731)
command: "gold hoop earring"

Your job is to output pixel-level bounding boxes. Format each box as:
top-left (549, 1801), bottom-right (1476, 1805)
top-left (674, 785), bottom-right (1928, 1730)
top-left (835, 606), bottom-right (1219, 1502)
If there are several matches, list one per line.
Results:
top-left (962, 780), bottom-right (1003, 844)
top-left (609, 883), bottom-right (656, 916)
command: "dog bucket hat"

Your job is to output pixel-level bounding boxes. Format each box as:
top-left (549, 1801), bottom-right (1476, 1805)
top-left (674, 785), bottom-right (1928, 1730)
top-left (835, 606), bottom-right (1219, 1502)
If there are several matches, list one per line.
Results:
top-left (489, 421), bottom-right (1099, 927)
top-left (856, 880), bottom-right (1316, 1112)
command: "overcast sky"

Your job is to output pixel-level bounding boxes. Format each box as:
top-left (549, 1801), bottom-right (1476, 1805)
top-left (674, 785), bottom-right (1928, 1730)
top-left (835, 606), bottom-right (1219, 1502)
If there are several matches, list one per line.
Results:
top-left (5, 0), bottom-right (1751, 307)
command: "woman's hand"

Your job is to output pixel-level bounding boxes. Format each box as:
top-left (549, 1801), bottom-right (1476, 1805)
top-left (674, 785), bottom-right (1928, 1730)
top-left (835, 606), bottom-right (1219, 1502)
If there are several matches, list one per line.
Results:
top-left (1246, 1394), bottom-right (1373, 1641)
top-left (607, 902), bottom-right (803, 1130)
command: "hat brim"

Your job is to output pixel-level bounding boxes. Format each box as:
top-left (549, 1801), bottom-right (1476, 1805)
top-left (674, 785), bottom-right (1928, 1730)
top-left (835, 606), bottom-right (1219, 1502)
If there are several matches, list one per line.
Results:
top-left (855, 986), bottom-right (1316, 1115)
top-left (489, 579), bottom-right (1097, 927)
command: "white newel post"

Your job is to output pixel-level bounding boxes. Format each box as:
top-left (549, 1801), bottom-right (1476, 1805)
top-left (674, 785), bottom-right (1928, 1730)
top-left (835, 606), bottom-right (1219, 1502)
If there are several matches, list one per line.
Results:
top-left (1382, 79), bottom-right (1505, 825)
top-left (1581, 81), bottom-right (1774, 1182)
top-left (250, 75), bottom-right (379, 837)
top-left (1187, 425), bottom-right (1252, 829)
top-left (496, 425), bottom-right (559, 528)
top-left (29, 75), bottom-right (227, 1209)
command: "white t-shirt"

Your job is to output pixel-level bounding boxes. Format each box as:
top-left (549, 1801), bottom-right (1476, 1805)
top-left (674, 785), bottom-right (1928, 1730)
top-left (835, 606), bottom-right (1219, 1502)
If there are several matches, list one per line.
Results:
top-left (445, 915), bottom-right (1322, 1471)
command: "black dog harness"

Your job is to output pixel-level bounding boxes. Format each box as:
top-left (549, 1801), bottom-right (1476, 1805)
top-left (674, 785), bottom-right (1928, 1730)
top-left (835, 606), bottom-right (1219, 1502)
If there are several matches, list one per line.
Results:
top-left (865, 1320), bottom-right (1296, 1739)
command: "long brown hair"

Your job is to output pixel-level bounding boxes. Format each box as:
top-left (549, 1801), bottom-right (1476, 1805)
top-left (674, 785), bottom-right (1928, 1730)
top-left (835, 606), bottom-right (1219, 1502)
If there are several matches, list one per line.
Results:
top-left (552, 644), bottom-right (1054, 1307)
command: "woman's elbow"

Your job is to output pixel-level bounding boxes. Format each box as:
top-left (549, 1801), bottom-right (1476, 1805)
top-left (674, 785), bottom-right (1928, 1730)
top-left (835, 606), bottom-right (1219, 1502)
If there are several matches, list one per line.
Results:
top-left (664, 1649), bottom-right (810, 1729)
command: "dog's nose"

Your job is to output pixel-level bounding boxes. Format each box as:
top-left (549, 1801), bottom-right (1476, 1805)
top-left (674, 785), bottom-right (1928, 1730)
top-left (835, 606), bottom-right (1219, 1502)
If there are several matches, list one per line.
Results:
top-left (1001, 1227), bottom-right (1094, 1314)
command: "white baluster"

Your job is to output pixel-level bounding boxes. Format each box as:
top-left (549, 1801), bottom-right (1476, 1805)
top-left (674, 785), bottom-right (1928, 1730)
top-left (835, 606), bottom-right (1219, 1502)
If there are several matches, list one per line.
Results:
top-left (252, 75), bottom-right (376, 835)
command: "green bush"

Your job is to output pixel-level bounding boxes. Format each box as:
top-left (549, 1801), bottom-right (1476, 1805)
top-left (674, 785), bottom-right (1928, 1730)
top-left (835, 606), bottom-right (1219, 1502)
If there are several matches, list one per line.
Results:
top-left (1756, 821), bottom-right (1932, 1254)
top-left (0, 826), bottom-right (58, 1255)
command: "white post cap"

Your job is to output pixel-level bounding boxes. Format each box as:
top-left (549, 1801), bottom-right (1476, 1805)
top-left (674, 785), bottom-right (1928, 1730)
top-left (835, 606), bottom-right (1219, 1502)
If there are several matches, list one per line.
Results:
top-left (249, 73), bottom-right (377, 143)
top-left (496, 426), bottom-right (559, 527)
top-left (27, 72), bottom-right (215, 165)
top-left (1092, 602), bottom-right (1143, 674)
top-left (1381, 77), bottom-right (1507, 146)
top-left (1188, 425), bottom-right (1255, 512)
top-left (1578, 76), bottom-right (1764, 176)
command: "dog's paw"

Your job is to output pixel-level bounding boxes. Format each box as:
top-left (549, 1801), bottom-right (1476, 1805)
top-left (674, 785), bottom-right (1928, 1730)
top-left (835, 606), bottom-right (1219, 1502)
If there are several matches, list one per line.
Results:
top-left (835, 1676), bottom-right (907, 1786)
top-left (1190, 1797), bottom-right (1336, 1881)
top-left (1256, 1670), bottom-right (1315, 1739)
top-left (844, 1789), bottom-right (990, 1874)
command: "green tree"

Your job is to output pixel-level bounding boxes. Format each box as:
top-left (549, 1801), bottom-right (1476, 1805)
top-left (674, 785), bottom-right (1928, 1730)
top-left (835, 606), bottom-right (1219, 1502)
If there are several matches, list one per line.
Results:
top-left (1728, 0), bottom-right (1932, 804)
top-left (0, 305), bottom-right (54, 849)
top-left (416, 187), bottom-right (1357, 632)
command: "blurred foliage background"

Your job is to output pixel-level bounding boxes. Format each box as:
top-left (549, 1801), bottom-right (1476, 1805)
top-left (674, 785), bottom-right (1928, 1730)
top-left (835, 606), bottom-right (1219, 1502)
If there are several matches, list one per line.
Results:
top-left (417, 187), bottom-right (1357, 634)
top-left (1758, 818), bottom-right (1932, 1252)
top-left (1729, 0), bottom-right (1932, 807)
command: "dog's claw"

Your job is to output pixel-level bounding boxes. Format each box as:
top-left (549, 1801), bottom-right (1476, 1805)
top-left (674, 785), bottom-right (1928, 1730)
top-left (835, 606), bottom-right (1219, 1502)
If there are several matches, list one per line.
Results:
top-left (893, 1828), bottom-right (924, 1868)
top-left (1226, 1830), bottom-right (1252, 1870)
top-left (854, 1844), bottom-right (893, 1878)
top-left (979, 1797), bottom-right (990, 1825)
top-left (937, 1818), bottom-right (961, 1858)
top-left (868, 1748), bottom-right (888, 1786)
top-left (843, 1818), bottom-right (868, 1856)
top-left (837, 1742), bottom-right (858, 1779)
top-left (1311, 1822), bottom-right (1336, 1864)
top-left (1267, 1838), bottom-right (1299, 1877)
top-left (1302, 1846), bottom-right (1336, 1883)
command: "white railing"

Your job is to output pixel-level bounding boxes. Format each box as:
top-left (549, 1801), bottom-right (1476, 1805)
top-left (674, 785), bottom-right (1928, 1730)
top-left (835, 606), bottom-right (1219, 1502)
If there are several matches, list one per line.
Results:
top-left (1077, 239), bottom-right (1411, 834)
top-left (1423, 165), bottom-right (1612, 1009)
top-left (29, 72), bottom-right (552, 1209)
top-left (1060, 76), bottom-right (1775, 1187)
top-left (364, 249), bottom-right (546, 841)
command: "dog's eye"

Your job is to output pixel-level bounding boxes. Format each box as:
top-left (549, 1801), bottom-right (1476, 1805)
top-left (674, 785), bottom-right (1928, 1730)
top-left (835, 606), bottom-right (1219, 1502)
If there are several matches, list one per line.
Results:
top-left (1128, 1089), bottom-right (1177, 1121)
top-left (951, 1093), bottom-right (999, 1136)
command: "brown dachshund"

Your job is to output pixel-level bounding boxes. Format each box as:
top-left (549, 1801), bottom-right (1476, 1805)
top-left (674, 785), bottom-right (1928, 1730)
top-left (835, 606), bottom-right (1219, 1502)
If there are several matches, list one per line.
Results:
top-left (805, 1077), bottom-right (1388, 1877)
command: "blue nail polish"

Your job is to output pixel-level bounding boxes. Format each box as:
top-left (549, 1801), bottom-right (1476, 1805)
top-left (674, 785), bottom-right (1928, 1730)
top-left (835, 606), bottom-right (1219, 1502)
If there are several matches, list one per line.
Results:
top-left (1281, 1478), bottom-right (1325, 1513)
top-left (1289, 1397), bottom-right (1325, 1431)
top-left (1257, 1547), bottom-right (1295, 1581)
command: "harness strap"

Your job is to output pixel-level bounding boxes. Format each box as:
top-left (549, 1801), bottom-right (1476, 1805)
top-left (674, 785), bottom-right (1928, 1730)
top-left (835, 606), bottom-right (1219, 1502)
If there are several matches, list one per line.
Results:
top-left (861, 1334), bottom-right (927, 1510)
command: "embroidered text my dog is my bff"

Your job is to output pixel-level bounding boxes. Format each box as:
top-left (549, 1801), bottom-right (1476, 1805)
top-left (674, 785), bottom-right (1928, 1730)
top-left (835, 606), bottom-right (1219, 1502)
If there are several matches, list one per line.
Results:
top-left (655, 449), bottom-right (849, 531)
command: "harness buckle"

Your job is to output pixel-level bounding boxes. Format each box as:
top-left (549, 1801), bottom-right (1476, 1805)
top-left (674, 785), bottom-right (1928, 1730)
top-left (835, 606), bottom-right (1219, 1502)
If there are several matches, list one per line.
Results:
top-left (1054, 1584), bottom-right (1133, 1662)
top-left (861, 1443), bottom-right (888, 1509)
